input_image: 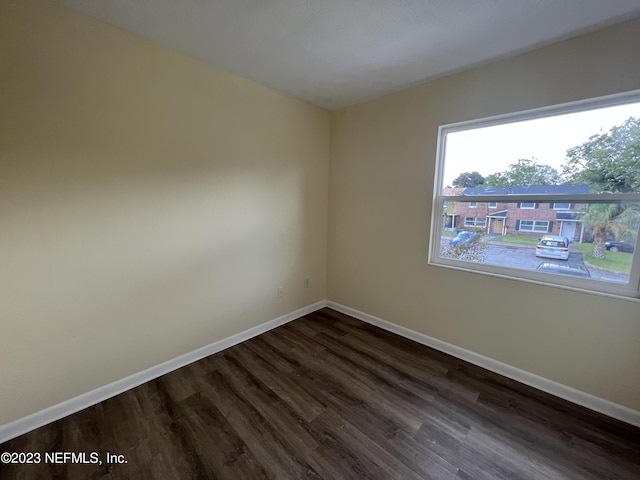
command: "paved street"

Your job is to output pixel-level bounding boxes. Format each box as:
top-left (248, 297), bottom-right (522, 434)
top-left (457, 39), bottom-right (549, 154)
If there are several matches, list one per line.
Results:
top-left (484, 241), bottom-right (580, 271)
top-left (441, 237), bottom-right (629, 284)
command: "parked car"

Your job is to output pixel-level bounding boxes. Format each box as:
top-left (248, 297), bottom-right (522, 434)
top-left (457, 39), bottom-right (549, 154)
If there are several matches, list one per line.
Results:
top-left (536, 262), bottom-right (591, 278)
top-left (450, 230), bottom-right (480, 247)
top-left (535, 235), bottom-right (570, 260)
top-left (604, 240), bottom-right (635, 253)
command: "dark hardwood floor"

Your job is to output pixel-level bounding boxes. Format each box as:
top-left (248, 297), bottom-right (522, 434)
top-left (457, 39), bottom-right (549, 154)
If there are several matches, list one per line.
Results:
top-left (2, 308), bottom-right (639, 479)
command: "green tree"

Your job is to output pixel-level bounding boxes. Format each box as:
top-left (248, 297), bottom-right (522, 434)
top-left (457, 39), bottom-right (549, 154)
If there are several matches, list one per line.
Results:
top-left (452, 171), bottom-right (485, 187)
top-left (581, 204), bottom-right (639, 259)
top-left (484, 159), bottom-right (561, 186)
top-left (564, 117), bottom-right (640, 259)
top-left (564, 117), bottom-right (640, 193)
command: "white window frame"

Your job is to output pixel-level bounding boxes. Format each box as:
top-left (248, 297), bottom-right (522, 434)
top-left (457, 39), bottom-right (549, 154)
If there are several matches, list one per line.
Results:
top-left (519, 202), bottom-right (536, 209)
top-left (429, 90), bottom-right (640, 300)
top-left (553, 202), bottom-right (572, 210)
top-left (488, 202), bottom-right (498, 208)
top-left (469, 201), bottom-right (478, 208)
top-left (518, 220), bottom-right (549, 233)
top-left (464, 217), bottom-right (486, 228)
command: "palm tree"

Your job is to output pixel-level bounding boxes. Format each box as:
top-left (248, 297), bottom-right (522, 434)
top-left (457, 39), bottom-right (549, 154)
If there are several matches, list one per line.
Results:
top-left (581, 204), bottom-right (640, 259)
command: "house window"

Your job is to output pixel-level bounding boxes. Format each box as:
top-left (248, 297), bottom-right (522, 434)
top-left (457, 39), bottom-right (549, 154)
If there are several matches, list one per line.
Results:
top-left (464, 217), bottom-right (486, 228)
top-left (429, 90), bottom-right (640, 298)
top-left (553, 202), bottom-right (572, 210)
top-left (518, 220), bottom-right (550, 233)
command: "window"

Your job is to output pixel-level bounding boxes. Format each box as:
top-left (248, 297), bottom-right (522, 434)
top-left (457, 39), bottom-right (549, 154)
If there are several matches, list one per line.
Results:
top-left (518, 220), bottom-right (550, 232)
top-left (553, 202), bottom-right (572, 210)
top-left (430, 90), bottom-right (640, 299)
top-left (465, 217), bottom-right (486, 228)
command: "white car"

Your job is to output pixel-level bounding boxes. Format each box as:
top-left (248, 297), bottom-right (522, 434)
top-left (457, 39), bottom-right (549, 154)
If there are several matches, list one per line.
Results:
top-left (535, 235), bottom-right (570, 260)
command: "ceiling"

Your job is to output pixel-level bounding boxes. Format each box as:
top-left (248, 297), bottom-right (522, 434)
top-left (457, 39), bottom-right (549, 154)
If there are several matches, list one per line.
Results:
top-left (55, 0), bottom-right (640, 110)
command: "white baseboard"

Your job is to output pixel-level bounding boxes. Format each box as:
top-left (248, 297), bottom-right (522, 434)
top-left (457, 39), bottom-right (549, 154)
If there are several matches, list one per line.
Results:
top-left (3, 298), bottom-right (637, 444)
top-left (0, 300), bottom-right (327, 444)
top-left (326, 301), bottom-right (640, 428)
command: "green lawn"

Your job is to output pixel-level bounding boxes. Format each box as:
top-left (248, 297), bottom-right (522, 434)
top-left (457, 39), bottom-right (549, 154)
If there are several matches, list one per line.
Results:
top-left (490, 235), bottom-right (539, 245)
top-left (572, 243), bottom-right (633, 273)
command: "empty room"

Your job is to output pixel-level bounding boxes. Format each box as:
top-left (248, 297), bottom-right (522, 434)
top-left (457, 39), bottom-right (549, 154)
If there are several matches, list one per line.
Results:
top-left (1, 0), bottom-right (639, 478)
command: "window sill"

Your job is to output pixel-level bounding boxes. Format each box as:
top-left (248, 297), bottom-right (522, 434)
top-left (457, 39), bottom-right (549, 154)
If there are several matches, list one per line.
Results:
top-left (426, 259), bottom-right (640, 303)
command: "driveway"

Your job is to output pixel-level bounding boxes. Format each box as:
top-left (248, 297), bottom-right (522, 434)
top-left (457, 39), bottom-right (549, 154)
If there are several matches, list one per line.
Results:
top-left (484, 241), bottom-right (582, 271)
top-left (485, 241), bottom-right (628, 283)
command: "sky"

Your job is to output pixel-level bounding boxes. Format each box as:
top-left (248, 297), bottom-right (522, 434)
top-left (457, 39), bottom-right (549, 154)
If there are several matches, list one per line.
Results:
top-left (442, 100), bottom-right (640, 187)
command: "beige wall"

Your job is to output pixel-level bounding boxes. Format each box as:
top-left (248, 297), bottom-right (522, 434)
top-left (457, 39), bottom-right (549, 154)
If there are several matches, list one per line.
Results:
top-left (328, 18), bottom-right (640, 411)
top-left (0, 0), bottom-right (329, 424)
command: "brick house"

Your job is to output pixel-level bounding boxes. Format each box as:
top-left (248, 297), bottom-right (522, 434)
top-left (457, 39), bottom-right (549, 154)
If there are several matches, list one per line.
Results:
top-left (443, 184), bottom-right (590, 242)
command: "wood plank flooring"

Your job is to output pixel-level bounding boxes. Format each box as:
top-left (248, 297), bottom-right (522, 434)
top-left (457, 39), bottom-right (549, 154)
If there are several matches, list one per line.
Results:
top-left (1, 308), bottom-right (639, 479)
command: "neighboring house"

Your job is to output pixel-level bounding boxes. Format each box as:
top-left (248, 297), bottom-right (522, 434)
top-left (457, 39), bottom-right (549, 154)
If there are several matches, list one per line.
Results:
top-left (443, 184), bottom-right (590, 242)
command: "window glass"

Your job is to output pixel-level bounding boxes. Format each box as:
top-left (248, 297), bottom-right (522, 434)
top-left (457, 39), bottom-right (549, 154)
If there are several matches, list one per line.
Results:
top-left (432, 92), bottom-right (640, 297)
